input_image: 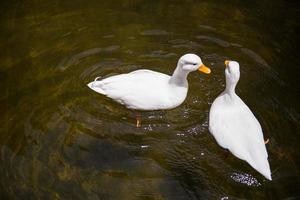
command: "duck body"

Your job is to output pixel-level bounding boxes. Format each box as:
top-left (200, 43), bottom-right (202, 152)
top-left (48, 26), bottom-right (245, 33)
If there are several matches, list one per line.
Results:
top-left (87, 69), bottom-right (188, 110)
top-left (209, 61), bottom-right (271, 180)
top-left (87, 54), bottom-right (210, 111)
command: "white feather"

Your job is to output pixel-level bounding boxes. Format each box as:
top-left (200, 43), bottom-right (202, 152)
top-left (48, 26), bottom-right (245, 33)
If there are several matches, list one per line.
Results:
top-left (87, 54), bottom-right (210, 110)
top-left (209, 61), bottom-right (272, 180)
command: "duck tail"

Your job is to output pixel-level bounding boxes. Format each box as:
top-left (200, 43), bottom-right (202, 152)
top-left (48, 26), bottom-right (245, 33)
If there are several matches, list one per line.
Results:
top-left (87, 77), bottom-right (106, 94)
top-left (249, 155), bottom-right (272, 181)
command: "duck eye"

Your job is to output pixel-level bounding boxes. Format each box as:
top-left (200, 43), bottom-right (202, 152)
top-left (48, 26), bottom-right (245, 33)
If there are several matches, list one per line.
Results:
top-left (186, 62), bottom-right (197, 65)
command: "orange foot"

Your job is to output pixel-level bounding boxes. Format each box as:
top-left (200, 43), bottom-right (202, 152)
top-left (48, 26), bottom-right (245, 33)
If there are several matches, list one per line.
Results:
top-left (135, 113), bottom-right (141, 127)
top-left (264, 138), bottom-right (269, 144)
top-left (136, 118), bottom-right (141, 127)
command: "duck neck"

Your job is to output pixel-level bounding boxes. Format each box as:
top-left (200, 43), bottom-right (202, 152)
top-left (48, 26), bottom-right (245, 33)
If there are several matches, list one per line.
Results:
top-left (225, 78), bottom-right (237, 97)
top-left (169, 66), bottom-right (188, 87)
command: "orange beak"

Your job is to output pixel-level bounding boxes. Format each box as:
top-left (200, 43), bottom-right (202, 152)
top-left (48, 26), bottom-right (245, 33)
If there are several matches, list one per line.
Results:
top-left (198, 64), bottom-right (211, 74)
top-left (224, 60), bottom-right (230, 67)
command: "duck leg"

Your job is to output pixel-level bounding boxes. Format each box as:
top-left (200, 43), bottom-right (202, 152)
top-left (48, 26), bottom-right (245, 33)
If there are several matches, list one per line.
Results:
top-left (135, 113), bottom-right (141, 127)
top-left (264, 138), bottom-right (269, 144)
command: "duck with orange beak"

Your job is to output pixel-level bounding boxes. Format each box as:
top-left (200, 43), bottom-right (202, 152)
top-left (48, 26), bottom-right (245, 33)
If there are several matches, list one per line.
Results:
top-left (209, 60), bottom-right (272, 180)
top-left (87, 53), bottom-right (210, 126)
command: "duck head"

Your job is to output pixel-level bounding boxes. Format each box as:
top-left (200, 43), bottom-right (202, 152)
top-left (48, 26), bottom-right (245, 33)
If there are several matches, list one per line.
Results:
top-left (224, 60), bottom-right (240, 93)
top-left (178, 53), bottom-right (211, 74)
top-left (170, 53), bottom-right (210, 86)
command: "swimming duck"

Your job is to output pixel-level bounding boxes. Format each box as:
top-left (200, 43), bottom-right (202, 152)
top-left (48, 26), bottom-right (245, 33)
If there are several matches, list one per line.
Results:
top-left (87, 54), bottom-right (210, 112)
top-left (209, 60), bottom-right (271, 180)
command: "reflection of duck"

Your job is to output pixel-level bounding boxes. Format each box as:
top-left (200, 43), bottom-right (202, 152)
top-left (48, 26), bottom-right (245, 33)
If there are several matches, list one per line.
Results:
top-left (87, 54), bottom-right (210, 111)
top-left (209, 60), bottom-right (271, 180)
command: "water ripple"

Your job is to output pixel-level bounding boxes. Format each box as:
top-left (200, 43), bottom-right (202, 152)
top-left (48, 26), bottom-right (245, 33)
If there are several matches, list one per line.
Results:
top-left (140, 29), bottom-right (172, 36)
top-left (57, 45), bottom-right (120, 71)
top-left (196, 35), bottom-right (231, 48)
top-left (140, 50), bottom-right (176, 58)
top-left (240, 48), bottom-right (271, 70)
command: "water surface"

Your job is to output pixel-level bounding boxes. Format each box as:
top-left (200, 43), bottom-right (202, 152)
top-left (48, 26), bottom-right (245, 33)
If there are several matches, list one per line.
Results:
top-left (1, 0), bottom-right (300, 199)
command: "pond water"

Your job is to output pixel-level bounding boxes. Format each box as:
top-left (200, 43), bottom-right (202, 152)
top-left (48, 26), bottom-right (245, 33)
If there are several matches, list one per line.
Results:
top-left (0, 0), bottom-right (299, 199)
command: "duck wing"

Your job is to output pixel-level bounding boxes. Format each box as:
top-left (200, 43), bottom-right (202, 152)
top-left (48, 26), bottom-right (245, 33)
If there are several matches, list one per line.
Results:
top-left (87, 69), bottom-right (172, 110)
top-left (209, 94), bottom-right (271, 180)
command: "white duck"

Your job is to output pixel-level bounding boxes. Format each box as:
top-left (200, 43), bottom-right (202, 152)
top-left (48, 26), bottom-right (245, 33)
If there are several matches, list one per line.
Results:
top-left (209, 60), bottom-right (271, 180)
top-left (87, 54), bottom-right (210, 111)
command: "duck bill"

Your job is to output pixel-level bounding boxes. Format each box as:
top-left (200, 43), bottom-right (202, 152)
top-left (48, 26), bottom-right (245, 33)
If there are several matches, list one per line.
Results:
top-left (198, 64), bottom-right (211, 74)
top-left (224, 60), bottom-right (230, 67)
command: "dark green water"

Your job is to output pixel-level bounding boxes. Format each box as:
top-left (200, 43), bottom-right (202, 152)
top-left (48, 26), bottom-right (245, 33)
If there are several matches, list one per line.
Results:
top-left (1, 0), bottom-right (299, 199)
